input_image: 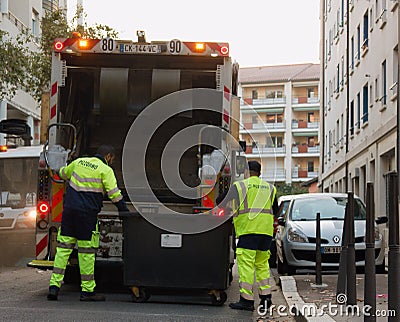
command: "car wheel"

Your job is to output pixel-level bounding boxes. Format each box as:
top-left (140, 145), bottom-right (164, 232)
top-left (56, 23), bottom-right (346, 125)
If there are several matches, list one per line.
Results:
top-left (278, 248), bottom-right (296, 275)
top-left (269, 240), bottom-right (277, 268)
top-left (376, 260), bottom-right (386, 274)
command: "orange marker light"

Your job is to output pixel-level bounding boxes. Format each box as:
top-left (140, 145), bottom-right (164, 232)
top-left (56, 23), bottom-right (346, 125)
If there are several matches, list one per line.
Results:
top-left (195, 43), bottom-right (205, 52)
top-left (78, 39), bottom-right (89, 48)
top-left (0, 145), bottom-right (7, 152)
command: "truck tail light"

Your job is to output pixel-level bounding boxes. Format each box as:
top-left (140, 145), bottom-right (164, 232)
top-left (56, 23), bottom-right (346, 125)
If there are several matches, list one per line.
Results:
top-left (54, 41), bottom-right (64, 51)
top-left (38, 201), bottom-right (50, 218)
top-left (220, 45), bottom-right (229, 56)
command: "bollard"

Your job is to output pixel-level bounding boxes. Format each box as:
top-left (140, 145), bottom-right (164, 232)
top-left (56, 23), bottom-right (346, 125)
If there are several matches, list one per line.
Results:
top-left (364, 183), bottom-right (376, 322)
top-left (315, 212), bottom-right (322, 285)
top-left (346, 192), bottom-right (356, 306)
top-left (387, 172), bottom-right (400, 322)
top-left (336, 202), bottom-right (348, 297)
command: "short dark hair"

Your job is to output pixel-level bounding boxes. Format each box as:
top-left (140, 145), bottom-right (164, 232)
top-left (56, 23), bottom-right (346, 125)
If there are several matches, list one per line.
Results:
top-left (96, 145), bottom-right (115, 157)
top-left (248, 160), bottom-right (261, 174)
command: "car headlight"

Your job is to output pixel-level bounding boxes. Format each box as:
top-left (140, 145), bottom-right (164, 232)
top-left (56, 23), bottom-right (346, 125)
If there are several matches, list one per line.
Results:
top-left (287, 227), bottom-right (309, 243)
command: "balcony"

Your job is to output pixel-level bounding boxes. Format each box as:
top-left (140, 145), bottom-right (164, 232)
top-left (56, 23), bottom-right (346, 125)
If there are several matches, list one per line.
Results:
top-left (242, 97), bottom-right (286, 106)
top-left (240, 122), bottom-right (286, 133)
top-left (291, 120), bottom-right (320, 129)
top-left (292, 167), bottom-right (319, 180)
top-left (261, 169), bottom-right (286, 182)
top-left (291, 145), bottom-right (320, 155)
top-left (292, 96), bottom-right (320, 111)
top-left (245, 145), bottom-right (286, 157)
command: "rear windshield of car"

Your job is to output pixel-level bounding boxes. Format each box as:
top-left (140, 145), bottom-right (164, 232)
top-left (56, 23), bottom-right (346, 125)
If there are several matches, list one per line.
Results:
top-left (290, 197), bottom-right (366, 221)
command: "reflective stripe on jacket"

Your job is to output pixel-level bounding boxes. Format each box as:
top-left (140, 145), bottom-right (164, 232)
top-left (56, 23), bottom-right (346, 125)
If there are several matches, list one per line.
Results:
top-left (60, 156), bottom-right (123, 212)
top-left (233, 176), bottom-right (276, 237)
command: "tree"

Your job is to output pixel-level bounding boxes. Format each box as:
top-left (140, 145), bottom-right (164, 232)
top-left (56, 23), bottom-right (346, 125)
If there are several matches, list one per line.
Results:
top-left (275, 182), bottom-right (308, 199)
top-left (0, 7), bottom-right (118, 102)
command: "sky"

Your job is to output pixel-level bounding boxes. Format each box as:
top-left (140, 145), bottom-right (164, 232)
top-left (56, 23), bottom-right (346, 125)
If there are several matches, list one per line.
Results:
top-left (67, 0), bottom-right (320, 67)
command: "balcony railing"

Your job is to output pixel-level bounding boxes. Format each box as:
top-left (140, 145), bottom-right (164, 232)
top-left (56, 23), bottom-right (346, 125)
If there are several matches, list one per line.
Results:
top-left (5, 12), bottom-right (28, 33)
top-left (292, 120), bottom-right (320, 129)
top-left (292, 168), bottom-right (319, 179)
top-left (242, 97), bottom-right (286, 106)
top-left (243, 122), bottom-right (285, 130)
top-left (292, 145), bottom-right (320, 154)
top-left (261, 169), bottom-right (286, 181)
top-left (251, 145), bottom-right (286, 155)
top-left (292, 96), bottom-right (319, 104)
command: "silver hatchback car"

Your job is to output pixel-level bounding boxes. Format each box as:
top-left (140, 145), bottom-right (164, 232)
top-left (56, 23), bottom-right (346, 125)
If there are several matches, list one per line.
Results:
top-left (275, 193), bottom-right (386, 275)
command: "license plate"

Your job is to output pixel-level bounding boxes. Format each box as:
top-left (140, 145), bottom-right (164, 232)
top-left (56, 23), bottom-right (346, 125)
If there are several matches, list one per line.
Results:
top-left (322, 246), bottom-right (342, 254)
top-left (119, 44), bottom-right (161, 53)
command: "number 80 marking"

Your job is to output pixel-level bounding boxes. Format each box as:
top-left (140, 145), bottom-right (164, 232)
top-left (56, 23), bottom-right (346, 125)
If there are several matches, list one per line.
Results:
top-left (101, 38), bottom-right (114, 52)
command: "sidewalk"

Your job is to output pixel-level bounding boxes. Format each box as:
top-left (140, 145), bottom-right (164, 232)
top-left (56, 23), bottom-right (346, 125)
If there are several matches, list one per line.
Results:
top-left (280, 272), bottom-right (391, 322)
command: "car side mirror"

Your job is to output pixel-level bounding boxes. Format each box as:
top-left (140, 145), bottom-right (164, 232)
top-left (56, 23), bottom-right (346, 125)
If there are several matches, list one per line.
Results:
top-left (375, 216), bottom-right (388, 225)
top-left (278, 217), bottom-right (286, 226)
top-left (236, 155), bottom-right (247, 175)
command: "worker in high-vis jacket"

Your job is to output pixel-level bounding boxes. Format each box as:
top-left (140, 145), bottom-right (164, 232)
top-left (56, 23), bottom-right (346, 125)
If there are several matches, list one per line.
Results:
top-left (217, 160), bottom-right (278, 312)
top-left (47, 145), bottom-right (129, 302)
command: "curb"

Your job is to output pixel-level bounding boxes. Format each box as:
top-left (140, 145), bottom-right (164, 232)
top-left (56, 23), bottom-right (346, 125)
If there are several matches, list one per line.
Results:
top-left (279, 276), bottom-right (335, 322)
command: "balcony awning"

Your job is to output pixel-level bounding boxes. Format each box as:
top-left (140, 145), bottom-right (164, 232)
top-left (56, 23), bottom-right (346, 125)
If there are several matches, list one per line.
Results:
top-left (292, 131), bottom-right (318, 137)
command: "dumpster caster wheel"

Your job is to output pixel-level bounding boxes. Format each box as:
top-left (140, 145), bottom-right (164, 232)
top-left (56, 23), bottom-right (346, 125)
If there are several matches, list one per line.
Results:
top-left (209, 290), bottom-right (227, 306)
top-left (130, 286), bottom-right (150, 303)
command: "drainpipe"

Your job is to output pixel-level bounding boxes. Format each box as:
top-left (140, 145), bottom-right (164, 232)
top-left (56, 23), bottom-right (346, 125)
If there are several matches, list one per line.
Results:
top-left (345, 0), bottom-right (350, 192)
top-left (320, 0), bottom-right (326, 192)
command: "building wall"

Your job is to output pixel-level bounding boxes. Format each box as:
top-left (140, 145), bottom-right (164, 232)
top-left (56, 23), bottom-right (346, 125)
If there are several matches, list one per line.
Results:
top-left (321, 0), bottom-right (398, 239)
top-left (0, 0), bottom-right (44, 145)
top-left (239, 70), bottom-right (320, 186)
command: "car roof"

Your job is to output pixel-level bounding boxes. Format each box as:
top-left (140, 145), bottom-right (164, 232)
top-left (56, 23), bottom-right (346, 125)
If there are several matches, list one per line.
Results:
top-left (278, 192), bottom-right (359, 204)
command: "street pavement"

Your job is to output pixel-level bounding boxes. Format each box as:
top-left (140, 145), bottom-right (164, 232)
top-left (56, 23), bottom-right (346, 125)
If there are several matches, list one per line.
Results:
top-left (279, 271), bottom-right (392, 322)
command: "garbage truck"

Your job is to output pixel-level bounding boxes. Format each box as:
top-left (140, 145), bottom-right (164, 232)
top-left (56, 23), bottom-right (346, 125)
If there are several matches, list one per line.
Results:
top-left (28, 31), bottom-right (245, 304)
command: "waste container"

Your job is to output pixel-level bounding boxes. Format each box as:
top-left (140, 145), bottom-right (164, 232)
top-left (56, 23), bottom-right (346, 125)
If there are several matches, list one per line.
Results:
top-left (121, 212), bottom-right (234, 305)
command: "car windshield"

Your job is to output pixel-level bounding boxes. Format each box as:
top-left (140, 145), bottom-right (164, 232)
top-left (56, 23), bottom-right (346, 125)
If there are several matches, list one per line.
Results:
top-left (290, 196), bottom-right (366, 221)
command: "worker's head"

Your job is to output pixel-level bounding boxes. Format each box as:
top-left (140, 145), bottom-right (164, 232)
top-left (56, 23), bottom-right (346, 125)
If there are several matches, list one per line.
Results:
top-left (247, 160), bottom-right (261, 177)
top-left (96, 145), bottom-right (115, 165)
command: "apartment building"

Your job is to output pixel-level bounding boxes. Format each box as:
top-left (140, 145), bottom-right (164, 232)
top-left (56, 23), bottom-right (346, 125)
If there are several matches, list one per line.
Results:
top-left (320, 0), bottom-right (398, 220)
top-left (0, 0), bottom-right (66, 145)
top-left (238, 63), bottom-right (320, 185)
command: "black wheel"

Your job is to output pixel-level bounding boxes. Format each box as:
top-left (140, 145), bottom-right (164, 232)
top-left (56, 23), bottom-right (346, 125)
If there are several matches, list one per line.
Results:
top-left (269, 240), bottom-right (277, 268)
top-left (277, 249), bottom-right (296, 275)
top-left (210, 291), bottom-right (227, 306)
top-left (130, 287), bottom-right (150, 303)
top-left (376, 261), bottom-right (386, 274)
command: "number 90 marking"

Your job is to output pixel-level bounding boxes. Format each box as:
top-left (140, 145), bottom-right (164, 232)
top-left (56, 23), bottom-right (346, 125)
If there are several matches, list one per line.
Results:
top-left (101, 38), bottom-right (114, 52)
top-left (169, 39), bottom-right (182, 54)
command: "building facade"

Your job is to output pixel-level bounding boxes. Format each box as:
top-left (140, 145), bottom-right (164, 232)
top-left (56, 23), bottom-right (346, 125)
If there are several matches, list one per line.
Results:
top-left (320, 0), bottom-right (398, 224)
top-left (0, 0), bottom-right (66, 146)
top-left (239, 63), bottom-right (320, 185)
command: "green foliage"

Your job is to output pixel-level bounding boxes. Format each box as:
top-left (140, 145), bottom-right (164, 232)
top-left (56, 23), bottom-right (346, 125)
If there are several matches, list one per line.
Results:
top-left (275, 182), bottom-right (308, 199)
top-left (0, 6), bottom-right (118, 102)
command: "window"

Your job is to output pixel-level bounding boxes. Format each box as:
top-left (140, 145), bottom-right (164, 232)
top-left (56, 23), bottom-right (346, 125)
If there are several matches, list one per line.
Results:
top-left (392, 46), bottom-right (398, 96)
top-left (308, 112), bottom-right (315, 122)
top-left (336, 119), bottom-right (339, 145)
top-left (363, 85), bottom-right (368, 123)
top-left (341, 56), bottom-right (345, 85)
top-left (356, 25), bottom-right (361, 61)
top-left (375, 0), bottom-right (380, 21)
top-left (308, 137), bottom-right (315, 147)
top-left (351, 37), bottom-right (355, 69)
top-left (382, 59), bottom-right (387, 105)
top-left (32, 10), bottom-right (39, 37)
top-left (357, 92), bottom-right (361, 129)
top-left (267, 136), bottom-right (283, 148)
top-left (350, 100), bottom-right (354, 135)
top-left (252, 90), bottom-right (258, 99)
top-left (375, 77), bottom-right (379, 101)
top-left (308, 161), bottom-right (314, 173)
top-left (307, 88), bottom-right (315, 98)
top-left (265, 90), bottom-right (283, 98)
top-left (370, 84), bottom-right (373, 106)
top-left (336, 64), bottom-right (340, 92)
top-left (340, 114), bottom-right (344, 143)
top-left (363, 11), bottom-right (369, 49)
top-left (266, 113), bottom-right (283, 123)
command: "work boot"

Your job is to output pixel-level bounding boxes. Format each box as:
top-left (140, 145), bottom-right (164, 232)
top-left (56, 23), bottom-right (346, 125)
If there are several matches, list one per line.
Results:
top-left (47, 286), bottom-right (59, 301)
top-left (80, 291), bottom-right (106, 302)
top-left (258, 294), bottom-right (272, 314)
top-left (229, 296), bottom-right (254, 311)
